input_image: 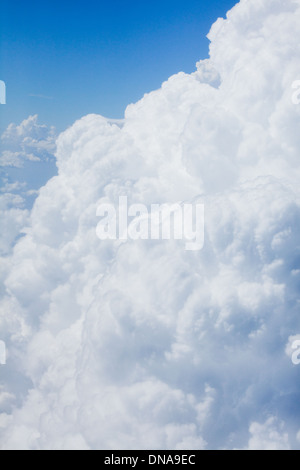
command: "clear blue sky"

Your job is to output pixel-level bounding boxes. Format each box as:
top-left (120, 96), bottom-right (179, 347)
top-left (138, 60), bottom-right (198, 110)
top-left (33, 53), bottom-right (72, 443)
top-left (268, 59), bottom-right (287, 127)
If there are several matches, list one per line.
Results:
top-left (0, 0), bottom-right (236, 132)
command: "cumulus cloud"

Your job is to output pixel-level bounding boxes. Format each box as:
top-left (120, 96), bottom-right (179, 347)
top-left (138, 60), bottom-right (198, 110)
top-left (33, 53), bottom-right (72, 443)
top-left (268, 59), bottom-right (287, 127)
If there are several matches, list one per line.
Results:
top-left (0, 115), bottom-right (56, 168)
top-left (1, 0), bottom-right (300, 450)
top-left (0, 116), bottom-right (57, 255)
top-left (244, 418), bottom-right (290, 451)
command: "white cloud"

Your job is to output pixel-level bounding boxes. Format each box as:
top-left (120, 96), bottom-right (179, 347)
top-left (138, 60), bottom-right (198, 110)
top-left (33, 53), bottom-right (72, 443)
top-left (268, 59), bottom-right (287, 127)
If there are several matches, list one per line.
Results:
top-left (0, 115), bottom-right (56, 168)
top-left (29, 94), bottom-right (54, 100)
top-left (1, 0), bottom-right (300, 450)
top-left (245, 418), bottom-right (290, 451)
top-left (0, 116), bottom-right (57, 255)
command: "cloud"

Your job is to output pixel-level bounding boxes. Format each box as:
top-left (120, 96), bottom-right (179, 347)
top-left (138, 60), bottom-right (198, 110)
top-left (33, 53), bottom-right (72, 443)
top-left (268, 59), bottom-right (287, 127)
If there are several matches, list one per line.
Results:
top-left (1, 0), bottom-right (300, 450)
top-left (0, 116), bottom-right (57, 255)
top-left (28, 94), bottom-right (54, 100)
top-left (0, 200), bottom-right (28, 256)
top-left (0, 115), bottom-right (56, 168)
top-left (244, 418), bottom-right (290, 451)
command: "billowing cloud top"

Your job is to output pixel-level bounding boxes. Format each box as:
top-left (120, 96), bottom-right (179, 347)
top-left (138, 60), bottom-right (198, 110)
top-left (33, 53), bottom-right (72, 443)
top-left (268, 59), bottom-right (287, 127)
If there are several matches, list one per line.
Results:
top-left (1, 0), bottom-right (300, 450)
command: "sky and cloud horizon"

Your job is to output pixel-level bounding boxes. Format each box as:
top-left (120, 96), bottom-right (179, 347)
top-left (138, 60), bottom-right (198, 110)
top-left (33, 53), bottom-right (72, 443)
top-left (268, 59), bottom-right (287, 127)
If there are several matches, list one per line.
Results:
top-left (0, 0), bottom-right (236, 132)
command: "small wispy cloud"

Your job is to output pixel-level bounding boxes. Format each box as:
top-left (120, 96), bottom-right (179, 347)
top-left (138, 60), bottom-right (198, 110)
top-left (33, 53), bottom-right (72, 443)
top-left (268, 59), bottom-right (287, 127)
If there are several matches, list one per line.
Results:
top-left (29, 94), bottom-right (54, 100)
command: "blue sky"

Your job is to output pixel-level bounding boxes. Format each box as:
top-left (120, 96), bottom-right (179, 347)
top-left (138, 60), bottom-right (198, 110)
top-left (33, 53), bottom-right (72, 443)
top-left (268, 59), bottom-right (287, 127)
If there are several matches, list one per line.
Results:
top-left (0, 0), bottom-right (236, 133)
